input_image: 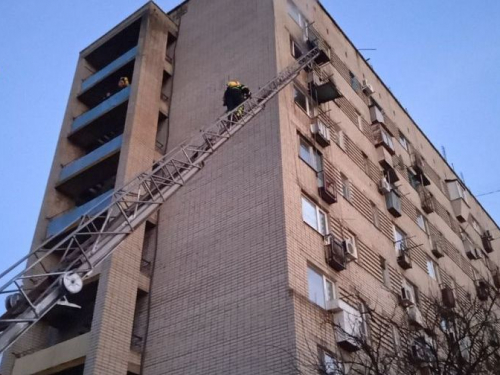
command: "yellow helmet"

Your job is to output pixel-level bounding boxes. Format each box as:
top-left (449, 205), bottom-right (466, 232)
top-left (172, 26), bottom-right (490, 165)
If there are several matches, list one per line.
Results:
top-left (227, 80), bottom-right (240, 88)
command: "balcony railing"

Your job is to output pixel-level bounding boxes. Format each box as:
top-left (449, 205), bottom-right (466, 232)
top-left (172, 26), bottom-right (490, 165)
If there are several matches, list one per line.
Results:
top-left (305, 24), bottom-right (331, 65)
top-left (81, 46), bottom-right (138, 94)
top-left (47, 191), bottom-right (113, 237)
top-left (58, 135), bottom-right (123, 185)
top-left (71, 86), bottom-right (131, 134)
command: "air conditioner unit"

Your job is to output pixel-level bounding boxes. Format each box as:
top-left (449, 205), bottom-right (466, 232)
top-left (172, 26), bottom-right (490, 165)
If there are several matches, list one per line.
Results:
top-left (459, 337), bottom-right (471, 361)
top-left (476, 280), bottom-right (489, 301)
top-left (378, 178), bottom-right (392, 194)
top-left (466, 247), bottom-right (480, 260)
top-left (397, 249), bottom-right (412, 270)
top-left (408, 305), bottom-right (424, 327)
top-left (400, 286), bottom-right (414, 307)
top-left (325, 235), bottom-right (346, 272)
top-left (362, 80), bottom-right (375, 96)
top-left (431, 241), bottom-right (444, 259)
top-left (334, 305), bottom-right (362, 352)
top-left (343, 238), bottom-right (358, 261)
top-left (326, 298), bottom-right (349, 313)
top-left (311, 120), bottom-right (331, 147)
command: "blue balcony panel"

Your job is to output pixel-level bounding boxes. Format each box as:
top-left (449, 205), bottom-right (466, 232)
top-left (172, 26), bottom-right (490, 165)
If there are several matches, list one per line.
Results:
top-left (59, 135), bottom-right (123, 185)
top-left (81, 47), bottom-right (138, 94)
top-left (71, 86), bottom-right (131, 134)
top-left (47, 191), bottom-right (113, 238)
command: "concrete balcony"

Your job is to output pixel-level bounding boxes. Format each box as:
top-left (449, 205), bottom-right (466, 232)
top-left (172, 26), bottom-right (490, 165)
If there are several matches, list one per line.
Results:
top-left (308, 66), bottom-right (342, 104)
top-left (12, 332), bottom-right (89, 375)
top-left (47, 191), bottom-right (113, 237)
top-left (56, 135), bottom-right (122, 200)
top-left (81, 46), bottom-right (137, 94)
top-left (69, 86), bottom-right (130, 149)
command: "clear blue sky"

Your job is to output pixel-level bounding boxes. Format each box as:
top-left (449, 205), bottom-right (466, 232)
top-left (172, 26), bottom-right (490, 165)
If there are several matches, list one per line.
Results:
top-left (0, 0), bottom-right (499, 277)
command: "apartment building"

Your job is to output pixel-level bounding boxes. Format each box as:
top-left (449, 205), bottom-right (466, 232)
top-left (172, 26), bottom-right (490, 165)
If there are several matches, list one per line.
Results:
top-left (1, 0), bottom-right (498, 374)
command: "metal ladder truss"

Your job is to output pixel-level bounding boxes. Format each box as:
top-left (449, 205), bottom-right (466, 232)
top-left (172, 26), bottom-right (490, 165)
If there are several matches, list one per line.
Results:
top-left (0, 47), bottom-right (320, 353)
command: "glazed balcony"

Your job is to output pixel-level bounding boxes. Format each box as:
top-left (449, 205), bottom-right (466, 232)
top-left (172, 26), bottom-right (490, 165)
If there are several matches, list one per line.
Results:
top-left (69, 86), bottom-right (129, 150)
top-left (47, 191), bottom-right (113, 237)
top-left (56, 135), bottom-right (122, 200)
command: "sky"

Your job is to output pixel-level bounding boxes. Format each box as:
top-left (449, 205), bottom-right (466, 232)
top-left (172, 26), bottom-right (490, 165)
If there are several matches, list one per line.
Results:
top-left (0, 0), bottom-right (499, 290)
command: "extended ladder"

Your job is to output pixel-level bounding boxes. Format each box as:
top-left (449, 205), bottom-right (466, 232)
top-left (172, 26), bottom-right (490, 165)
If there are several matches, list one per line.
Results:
top-left (0, 47), bottom-right (320, 353)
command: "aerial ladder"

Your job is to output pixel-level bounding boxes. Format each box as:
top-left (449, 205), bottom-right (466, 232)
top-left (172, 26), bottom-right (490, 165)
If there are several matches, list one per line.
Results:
top-left (0, 46), bottom-right (321, 354)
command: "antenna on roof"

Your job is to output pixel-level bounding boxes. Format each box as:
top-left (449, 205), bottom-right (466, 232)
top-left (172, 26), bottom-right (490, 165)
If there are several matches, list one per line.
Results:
top-left (460, 172), bottom-right (466, 184)
top-left (441, 146), bottom-right (447, 161)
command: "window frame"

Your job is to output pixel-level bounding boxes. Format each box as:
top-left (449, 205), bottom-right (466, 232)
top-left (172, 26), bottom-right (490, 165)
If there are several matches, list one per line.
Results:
top-left (301, 196), bottom-right (328, 235)
top-left (402, 278), bottom-right (419, 305)
top-left (380, 256), bottom-right (391, 288)
top-left (416, 212), bottom-right (427, 233)
top-left (340, 173), bottom-right (351, 201)
top-left (371, 201), bottom-right (380, 228)
top-left (394, 226), bottom-right (407, 253)
top-left (307, 266), bottom-right (336, 309)
top-left (298, 135), bottom-right (323, 172)
top-left (290, 37), bottom-right (303, 59)
top-left (293, 84), bottom-right (312, 116)
top-left (287, 0), bottom-right (307, 29)
top-left (319, 347), bottom-right (344, 375)
top-left (398, 131), bottom-right (409, 151)
top-left (427, 258), bottom-right (441, 282)
top-left (380, 127), bottom-right (395, 151)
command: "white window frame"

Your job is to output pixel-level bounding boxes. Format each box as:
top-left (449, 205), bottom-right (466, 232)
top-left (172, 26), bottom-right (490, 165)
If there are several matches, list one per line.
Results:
top-left (380, 127), bottom-right (395, 151)
top-left (301, 196), bottom-right (328, 235)
top-left (341, 173), bottom-right (351, 201)
top-left (399, 132), bottom-right (409, 151)
top-left (394, 226), bottom-right (407, 253)
top-left (293, 85), bottom-right (312, 116)
top-left (287, 0), bottom-right (307, 29)
top-left (359, 302), bottom-right (371, 343)
top-left (416, 212), bottom-right (427, 233)
top-left (307, 266), bottom-right (336, 309)
top-left (402, 278), bottom-right (418, 305)
top-left (471, 216), bottom-right (481, 234)
top-left (299, 136), bottom-right (322, 172)
top-left (427, 258), bottom-right (440, 282)
top-left (380, 256), bottom-right (391, 287)
top-left (290, 38), bottom-right (303, 59)
top-left (321, 350), bottom-right (344, 375)
top-left (371, 202), bottom-right (380, 228)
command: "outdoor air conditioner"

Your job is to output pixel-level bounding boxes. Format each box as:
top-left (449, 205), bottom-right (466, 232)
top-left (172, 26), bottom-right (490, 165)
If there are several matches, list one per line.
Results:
top-left (311, 120), bottom-right (331, 147)
top-left (397, 249), bottom-right (412, 270)
top-left (362, 80), bottom-right (375, 96)
top-left (400, 286), bottom-right (414, 307)
top-left (431, 241), bottom-right (444, 259)
top-left (333, 305), bottom-right (362, 352)
top-left (378, 178), bottom-right (392, 195)
top-left (466, 247), bottom-right (481, 260)
top-left (325, 235), bottom-right (346, 272)
top-left (343, 238), bottom-right (358, 261)
top-left (408, 305), bottom-right (424, 327)
top-left (482, 230), bottom-right (494, 253)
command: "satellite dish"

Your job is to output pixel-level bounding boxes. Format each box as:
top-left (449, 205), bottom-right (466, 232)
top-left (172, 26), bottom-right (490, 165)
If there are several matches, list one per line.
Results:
top-left (60, 273), bottom-right (83, 294)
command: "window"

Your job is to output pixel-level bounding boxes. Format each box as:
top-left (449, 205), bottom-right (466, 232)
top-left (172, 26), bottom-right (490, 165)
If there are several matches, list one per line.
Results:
top-left (340, 174), bottom-right (351, 201)
top-left (293, 85), bottom-right (312, 115)
top-left (307, 267), bottom-right (335, 308)
top-left (349, 71), bottom-right (361, 92)
top-left (290, 38), bottom-right (303, 59)
top-left (380, 256), bottom-right (391, 287)
top-left (337, 129), bottom-right (346, 151)
top-left (301, 196), bottom-right (328, 235)
top-left (320, 349), bottom-right (343, 375)
top-left (359, 302), bottom-right (371, 342)
top-left (394, 226), bottom-right (407, 252)
top-left (398, 131), bottom-right (409, 151)
top-left (416, 212), bottom-right (427, 233)
top-left (380, 127), bottom-right (394, 151)
top-left (402, 278), bottom-right (419, 305)
top-left (362, 152), bottom-right (370, 175)
top-left (427, 259), bottom-right (440, 282)
top-left (356, 111), bottom-right (364, 131)
top-left (392, 325), bottom-right (401, 353)
top-left (471, 216), bottom-right (481, 234)
top-left (408, 168), bottom-right (421, 190)
top-left (287, 0), bottom-right (307, 28)
top-left (299, 136), bottom-right (322, 171)
top-left (371, 202), bottom-right (380, 229)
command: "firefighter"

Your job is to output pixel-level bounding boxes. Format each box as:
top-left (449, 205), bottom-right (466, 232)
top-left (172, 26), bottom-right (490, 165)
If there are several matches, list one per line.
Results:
top-left (223, 80), bottom-right (251, 118)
